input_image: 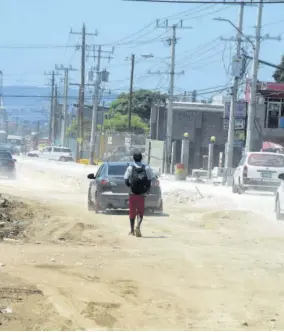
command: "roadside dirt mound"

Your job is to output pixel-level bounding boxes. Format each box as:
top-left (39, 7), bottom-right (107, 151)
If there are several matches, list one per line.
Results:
top-left (0, 195), bottom-right (50, 242)
top-left (164, 188), bottom-right (210, 206)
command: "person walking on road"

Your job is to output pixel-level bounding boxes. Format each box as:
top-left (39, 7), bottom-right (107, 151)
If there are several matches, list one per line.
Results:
top-left (124, 152), bottom-right (153, 237)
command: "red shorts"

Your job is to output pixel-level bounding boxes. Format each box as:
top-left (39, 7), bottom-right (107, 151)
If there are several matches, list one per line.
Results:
top-left (129, 195), bottom-right (145, 219)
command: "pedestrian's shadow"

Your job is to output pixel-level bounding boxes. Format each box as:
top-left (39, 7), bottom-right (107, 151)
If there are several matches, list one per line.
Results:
top-left (141, 235), bottom-right (168, 239)
top-left (103, 210), bottom-right (170, 217)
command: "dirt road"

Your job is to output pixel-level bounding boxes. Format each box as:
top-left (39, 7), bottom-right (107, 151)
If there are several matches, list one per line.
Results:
top-left (0, 162), bottom-right (284, 330)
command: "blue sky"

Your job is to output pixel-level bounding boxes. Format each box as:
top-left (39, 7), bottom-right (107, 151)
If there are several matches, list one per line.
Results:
top-left (1, 0), bottom-right (284, 100)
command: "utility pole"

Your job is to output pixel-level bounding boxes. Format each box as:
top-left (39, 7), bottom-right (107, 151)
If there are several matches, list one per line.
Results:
top-left (155, 19), bottom-right (191, 173)
top-left (71, 24), bottom-right (98, 160)
top-left (55, 65), bottom-right (77, 147)
top-left (88, 45), bottom-right (113, 164)
top-left (90, 46), bottom-right (102, 164)
top-left (44, 71), bottom-right (57, 143)
top-left (53, 84), bottom-right (58, 143)
top-left (224, 3), bottom-right (244, 176)
top-left (216, 1), bottom-right (280, 164)
top-left (245, 0), bottom-right (263, 153)
top-left (128, 54), bottom-right (135, 132)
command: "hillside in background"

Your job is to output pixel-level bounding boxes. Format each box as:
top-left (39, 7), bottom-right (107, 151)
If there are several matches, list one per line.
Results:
top-left (1, 86), bottom-right (118, 123)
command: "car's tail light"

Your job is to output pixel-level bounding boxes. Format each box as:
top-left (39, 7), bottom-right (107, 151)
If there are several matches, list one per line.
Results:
top-left (153, 180), bottom-right (160, 187)
top-left (100, 179), bottom-right (110, 185)
top-left (243, 165), bottom-right (248, 178)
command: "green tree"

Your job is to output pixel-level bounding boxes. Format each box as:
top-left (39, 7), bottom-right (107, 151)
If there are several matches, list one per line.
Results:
top-left (104, 113), bottom-right (149, 134)
top-left (66, 120), bottom-right (102, 138)
top-left (110, 89), bottom-right (167, 122)
top-left (273, 55), bottom-right (284, 83)
top-left (66, 119), bottom-right (77, 138)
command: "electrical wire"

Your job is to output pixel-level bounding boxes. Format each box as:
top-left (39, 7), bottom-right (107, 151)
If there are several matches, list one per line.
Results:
top-left (0, 45), bottom-right (77, 49)
top-left (221, 41), bottom-right (230, 76)
top-left (175, 39), bottom-right (223, 67)
top-left (177, 46), bottom-right (225, 70)
top-left (182, 4), bottom-right (230, 20)
top-left (101, 4), bottom-right (216, 47)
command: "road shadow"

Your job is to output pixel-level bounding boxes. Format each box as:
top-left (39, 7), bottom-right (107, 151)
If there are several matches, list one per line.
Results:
top-left (141, 235), bottom-right (168, 239)
top-left (102, 210), bottom-right (170, 217)
top-left (245, 191), bottom-right (276, 197)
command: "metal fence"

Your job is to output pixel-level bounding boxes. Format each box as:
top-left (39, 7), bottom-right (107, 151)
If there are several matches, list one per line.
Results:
top-left (66, 132), bottom-right (147, 162)
top-left (99, 132), bottom-right (146, 162)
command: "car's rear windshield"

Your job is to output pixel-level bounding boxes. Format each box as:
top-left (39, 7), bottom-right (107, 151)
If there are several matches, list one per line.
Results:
top-left (62, 148), bottom-right (71, 153)
top-left (0, 151), bottom-right (12, 159)
top-left (54, 147), bottom-right (71, 153)
top-left (248, 153), bottom-right (284, 167)
top-left (108, 165), bottom-right (127, 176)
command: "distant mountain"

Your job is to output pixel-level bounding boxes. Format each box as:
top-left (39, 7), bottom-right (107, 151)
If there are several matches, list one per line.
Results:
top-left (1, 86), bottom-right (118, 123)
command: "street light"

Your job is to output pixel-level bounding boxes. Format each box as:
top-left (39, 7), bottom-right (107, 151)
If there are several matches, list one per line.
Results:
top-left (213, 17), bottom-right (255, 50)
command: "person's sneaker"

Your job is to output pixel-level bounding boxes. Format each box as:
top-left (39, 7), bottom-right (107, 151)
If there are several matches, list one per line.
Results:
top-left (135, 227), bottom-right (142, 238)
top-left (129, 231), bottom-right (135, 236)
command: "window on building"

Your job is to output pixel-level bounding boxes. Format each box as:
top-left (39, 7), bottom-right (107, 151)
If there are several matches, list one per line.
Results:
top-left (265, 101), bottom-right (281, 128)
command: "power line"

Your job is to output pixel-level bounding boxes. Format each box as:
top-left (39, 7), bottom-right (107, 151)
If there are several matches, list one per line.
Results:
top-left (100, 4), bottom-right (213, 46)
top-left (0, 45), bottom-right (77, 49)
top-left (124, 0), bottom-right (284, 3)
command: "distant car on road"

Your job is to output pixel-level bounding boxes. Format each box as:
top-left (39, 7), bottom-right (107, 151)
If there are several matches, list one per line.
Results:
top-left (0, 149), bottom-right (16, 179)
top-left (0, 143), bottom-right (20, 156)
top-left (87, 161), bottom-right (163, 213)
top-left (233, 152), bottom-right (284, 194)
top-left (27, 145), bottom-right (74, 162)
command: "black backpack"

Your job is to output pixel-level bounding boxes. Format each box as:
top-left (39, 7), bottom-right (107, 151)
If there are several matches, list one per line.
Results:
top-left (130, 165), bottom-right (148, 195)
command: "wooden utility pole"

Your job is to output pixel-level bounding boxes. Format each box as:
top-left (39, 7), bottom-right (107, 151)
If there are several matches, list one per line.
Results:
top-left (128, 54), bottom-right (135, 132)
top-left (49, 71), bottom-right (55, 141)
top-left (71, 24), bottom-right (98, 160)
top-left (89, 45), bottom-right (113, 164)
top-left (44, 70), bottom-right (59, 143)
top-left (155, 19), bottom-right (190, 173)
top-left (89, 46), bottom-right (102, 165)
top-left (53, 84), bottom-right (58, 143)
top-left (55, 65), bottom-right (77, 147)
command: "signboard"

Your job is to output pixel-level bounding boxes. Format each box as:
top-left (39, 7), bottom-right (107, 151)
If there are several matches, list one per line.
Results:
top-left (234, 130), bottom-right (245, 147)
top-left (235, 130), bottom-right (245, 140)
top-left (224, 118), bottom-right (245, 130)
top-left (224, 101), bottom-right (247, 118)
top-left (107, 136), bottom-right (112, 145)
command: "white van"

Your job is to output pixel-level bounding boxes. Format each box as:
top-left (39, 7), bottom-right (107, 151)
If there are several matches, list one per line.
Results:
top-left (232, 152), bottom-right (284, 194)
top-left (28, 145), bottom-right (74, 162)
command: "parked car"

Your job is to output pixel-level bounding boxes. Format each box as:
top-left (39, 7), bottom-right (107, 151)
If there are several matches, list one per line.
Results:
top-left (27, 146), bottom-right (74, 162)
top-left (87, 161), bottom-right (163, 213)
top-left (275, 173), bottom-right (284, 220)
top-left (0, 149), bottom-right (16, 179)
top-left (232, 152), bottom-right (284, 194)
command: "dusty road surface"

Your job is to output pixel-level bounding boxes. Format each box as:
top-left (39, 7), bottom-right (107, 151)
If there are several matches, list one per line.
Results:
top-left (0, 160), bottom-right (284, 330)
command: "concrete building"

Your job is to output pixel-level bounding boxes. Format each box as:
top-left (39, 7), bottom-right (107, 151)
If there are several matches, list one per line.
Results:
top-left (245, 80), bottom-right (284, 150)
top-left (150, 100), bottom-right (243, 171)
